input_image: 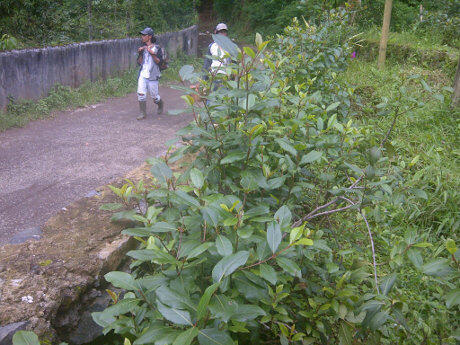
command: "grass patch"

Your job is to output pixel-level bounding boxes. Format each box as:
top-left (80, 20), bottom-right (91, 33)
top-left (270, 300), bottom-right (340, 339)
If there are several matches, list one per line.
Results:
top-left (0, 69), bottom-right (138, 132)
top-left (0, 54), bottom-right (201, 132)
top-left (341, 58), bottom-right (459, 237)
top-left (362, 26), bottom-right (460, 54)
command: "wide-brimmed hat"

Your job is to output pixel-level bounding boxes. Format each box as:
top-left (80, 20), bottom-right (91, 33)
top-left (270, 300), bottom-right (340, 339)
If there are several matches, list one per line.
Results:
top-left (140, 27), bottom-right (154, 36)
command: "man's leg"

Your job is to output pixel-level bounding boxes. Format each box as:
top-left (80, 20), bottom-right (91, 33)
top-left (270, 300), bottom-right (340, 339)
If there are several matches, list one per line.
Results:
top-left (148, 80), bottom-right (163, 115)
top-left (137, 77), bottom-right (148, 120)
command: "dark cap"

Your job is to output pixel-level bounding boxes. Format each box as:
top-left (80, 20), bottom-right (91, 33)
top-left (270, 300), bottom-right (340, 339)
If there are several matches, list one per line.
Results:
top-left (140, 27), bottom-right (154, 36)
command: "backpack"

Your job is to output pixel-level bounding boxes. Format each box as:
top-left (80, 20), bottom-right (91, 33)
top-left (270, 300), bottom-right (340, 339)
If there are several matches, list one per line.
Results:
top-left (155, 44), bottom-right (169, 71)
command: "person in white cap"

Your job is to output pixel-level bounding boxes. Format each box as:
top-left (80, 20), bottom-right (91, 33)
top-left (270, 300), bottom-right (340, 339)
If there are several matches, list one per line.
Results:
top-left (209, 23), bottom-right (231, 76)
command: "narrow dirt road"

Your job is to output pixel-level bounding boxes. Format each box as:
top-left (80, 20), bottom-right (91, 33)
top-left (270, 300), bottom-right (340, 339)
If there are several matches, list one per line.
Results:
top-left (0, 86), bottom-right (191, 245)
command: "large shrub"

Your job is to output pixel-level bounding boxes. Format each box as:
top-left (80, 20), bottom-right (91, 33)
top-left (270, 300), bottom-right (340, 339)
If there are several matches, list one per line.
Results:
top-left (93, 10), bottom-right (459, 345)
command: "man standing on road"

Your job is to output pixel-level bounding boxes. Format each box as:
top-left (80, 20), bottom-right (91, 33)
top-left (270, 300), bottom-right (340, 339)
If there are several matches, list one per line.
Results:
top-left (137, 27), bottom-right (164, 120)
top-left (207, 23), bottom-right (231, 78)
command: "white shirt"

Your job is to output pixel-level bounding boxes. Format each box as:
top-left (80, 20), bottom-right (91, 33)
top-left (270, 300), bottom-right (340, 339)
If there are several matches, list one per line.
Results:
top-left (140, 45), bottom-right (156, 78)
top-left (209, 42), bottom-right (230, 75)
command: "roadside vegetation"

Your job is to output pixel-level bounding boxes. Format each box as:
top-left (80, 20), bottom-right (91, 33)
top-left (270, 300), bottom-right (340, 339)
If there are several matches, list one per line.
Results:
top-left (83, 9), bottom-right (457, 345)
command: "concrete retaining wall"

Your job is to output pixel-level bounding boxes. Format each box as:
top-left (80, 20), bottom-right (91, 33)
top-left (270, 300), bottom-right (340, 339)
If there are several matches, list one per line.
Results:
top-left (0, 25), bottom-right (197, 108)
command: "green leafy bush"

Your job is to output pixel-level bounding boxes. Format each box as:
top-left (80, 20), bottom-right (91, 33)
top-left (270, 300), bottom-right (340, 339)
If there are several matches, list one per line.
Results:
top-left (0, 33), bottom-right (17, 50)
top-left (94, 11), bottom-right (459, 345)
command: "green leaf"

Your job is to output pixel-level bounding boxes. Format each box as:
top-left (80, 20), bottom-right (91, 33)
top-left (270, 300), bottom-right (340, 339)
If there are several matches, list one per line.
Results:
top-left (190, 168), bottom-right (204, 189)
top-left (212, 251), bottom-right (250, 282)
top-left (233, 304), bottom-right (266, 321)
top-left (127, 249), bottom-right (177, 264)
top-left (326, 101), bottom-right (340, 112)
top-left (156, 286), bottom-right (195, 310)
top-left (266, 176), bottom-right (286, 189)
top-left (420, 79), bottom-right (432, 93)
top-left (151, 161), bottom-right (173, 183)
top-left (133, 325), bottom-right (179, 345)
top-left (289, 227), bottom-right (303, 244)
top-left (197, 283), bottom-right (221, 321)
top-left (221, 152), bottom-right (246, 164)
top-left (369, 311), bottom-right (390, 330)
top-left (421, 259), bottom-right (454, 277)
top-left (445, 289), bottom-right (460, 309)
top-left (259, 264), bottom-right (277, 285)
top-left (243, 46), bottom-right (256, 58)
top-left (296, 238), bottom-right (313, 246)
top-left (255, 33), bottom-right (263, 47)
top-left (172, 190), bottom-right (201, 207)
top-left (380, 273), bottom-right (396, 296)
top-left (103, 298), bottom-right (140, 317)
top-left (150, 222), bottom-right (177, 233)
top-left (91, 310), bottom-right (116, 328)
top-left (275, 138), bottom-right (297, 156)
top-left (104, 271), bottom-right (138, 291)
top-left (12, 331), bottom-right (40, 345)
top-left (300, 151), bottom-right (322, 164)
top-left (179, 65), bottom-right (195, 81)
top-left (276, 257), bottom-right (301, 278)
top-left (186, 243), bottom-right (214, 259)
top-left (274, 205), bottom-right (292, 229)
top-left (157, 301), bottom-right (193, 326)
top-left (216, 235), bottom-right (233, 256)
top-left (446, 239), bottom-right (458, 255)
top-left (267, 222), bottom-right (282, 254)
top-left (338, 322), bottom-right (353, 345)
top-left (198, 328), bottom-right (234, 345)
top-left (212, 33), bottom-right (240, 58)
top-left (407, 248), bottom-right (423, 268)
top-left (173, 327), bottom-right (199, 345)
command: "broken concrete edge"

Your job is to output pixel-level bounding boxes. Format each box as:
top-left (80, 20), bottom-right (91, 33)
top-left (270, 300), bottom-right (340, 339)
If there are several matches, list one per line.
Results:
top-left (0, 159), bottom-right (167, 344)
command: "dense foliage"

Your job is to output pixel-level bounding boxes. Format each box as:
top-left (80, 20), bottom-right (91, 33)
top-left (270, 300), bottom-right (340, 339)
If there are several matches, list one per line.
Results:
top-left (92, 10), bottom-right (459, 345)
top-left (212, 0), bottom-right (459, 47)
top-left (0, 0), bottom-right (196, 48)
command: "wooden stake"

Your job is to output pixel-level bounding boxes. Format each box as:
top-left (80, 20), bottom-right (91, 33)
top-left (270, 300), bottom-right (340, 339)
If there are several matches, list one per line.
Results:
top-left (452, 57), bottom-right (460, 107)
top-left (378, 0), bottom-right (393, 69)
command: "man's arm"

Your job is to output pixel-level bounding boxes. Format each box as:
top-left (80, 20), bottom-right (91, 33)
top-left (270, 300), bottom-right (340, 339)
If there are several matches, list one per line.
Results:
top-left (144, 45), bottom-right (160, 64)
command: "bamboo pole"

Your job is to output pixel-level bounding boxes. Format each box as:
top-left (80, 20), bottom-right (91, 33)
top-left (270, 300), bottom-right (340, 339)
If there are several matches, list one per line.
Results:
top-left (378, 0), bottom-right (393, 69)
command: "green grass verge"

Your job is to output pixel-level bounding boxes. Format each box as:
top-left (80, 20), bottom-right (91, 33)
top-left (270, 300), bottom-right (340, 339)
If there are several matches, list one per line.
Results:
top-left (362, 27), bottom-right (459, 54)
top-left (0, 54), bottom-right (201, 132)
top-left (341, 58), bottom-right (459, 237)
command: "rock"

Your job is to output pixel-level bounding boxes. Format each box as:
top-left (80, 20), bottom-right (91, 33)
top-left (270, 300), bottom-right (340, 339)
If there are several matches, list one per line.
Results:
top-left (84, 190), bottom-right (100, 198)
top-left (0, 322), bottom-right (29, 345)
top-left (9, 227), bottom-right (42, 245)
top-left (67, 294), bottom-right (111, 345)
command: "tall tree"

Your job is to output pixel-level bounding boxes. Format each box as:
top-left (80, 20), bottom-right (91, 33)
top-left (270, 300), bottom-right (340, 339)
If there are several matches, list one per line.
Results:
top-left (378, 0), bottom-right (392, 69)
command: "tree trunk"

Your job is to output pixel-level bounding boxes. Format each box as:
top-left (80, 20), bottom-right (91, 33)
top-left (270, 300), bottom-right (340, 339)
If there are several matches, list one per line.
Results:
top-left (197, 0), bottom-right (214, 57)
top-left (378, 0), bottom-right (392, 69)
top-left (452, 57), bottom-right (460, 107)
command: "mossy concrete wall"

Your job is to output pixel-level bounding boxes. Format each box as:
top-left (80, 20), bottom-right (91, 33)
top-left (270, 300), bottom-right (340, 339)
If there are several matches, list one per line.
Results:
top-left (0, 25), bottom-right (197, 108)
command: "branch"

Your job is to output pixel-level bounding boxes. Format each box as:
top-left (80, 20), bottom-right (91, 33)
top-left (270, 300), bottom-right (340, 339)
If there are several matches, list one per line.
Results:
top-left (361, 210), bottom-right (380, 294)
